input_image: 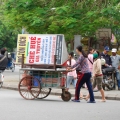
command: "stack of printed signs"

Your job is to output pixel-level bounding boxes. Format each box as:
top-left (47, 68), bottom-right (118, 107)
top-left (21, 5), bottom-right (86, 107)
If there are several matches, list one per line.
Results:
top-left (16, 34), bottom-right (68, 65)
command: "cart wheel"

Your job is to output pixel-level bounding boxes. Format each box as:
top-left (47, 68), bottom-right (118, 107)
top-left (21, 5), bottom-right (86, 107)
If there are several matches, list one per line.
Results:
top-left (61, 91), bottom-right (71, 102)
top-left (18, 76), bottom-right (41, 100)
top-left (38, 88), bottom-right (51, 99)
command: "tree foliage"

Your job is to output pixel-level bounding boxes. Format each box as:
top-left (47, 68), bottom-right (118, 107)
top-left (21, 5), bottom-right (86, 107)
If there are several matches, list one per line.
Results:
top-left (0, 21), bottom-right (20, 51)
top-left (0, 0), bottom-right (20, 51)
top-left (2, 0), bottom-right (120, 42)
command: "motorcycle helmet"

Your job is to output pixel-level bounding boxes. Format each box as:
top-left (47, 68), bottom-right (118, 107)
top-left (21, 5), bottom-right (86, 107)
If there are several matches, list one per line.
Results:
top-left (101, 56), bottom-right (106, 65)
top-left (93, 53), bottom-right (98, 59)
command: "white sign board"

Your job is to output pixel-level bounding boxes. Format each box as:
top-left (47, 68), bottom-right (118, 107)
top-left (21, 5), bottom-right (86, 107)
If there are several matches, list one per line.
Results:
top-left (16, 34), bottom-right (68, 65)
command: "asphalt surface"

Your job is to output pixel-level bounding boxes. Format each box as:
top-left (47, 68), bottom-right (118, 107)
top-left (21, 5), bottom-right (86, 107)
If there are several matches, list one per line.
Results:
top-left (4, 65), bottom-right (20, 82)
top-left (0, 89), bottom-right (120, 120)
top-left (3, 66), bottom-right (120, 101)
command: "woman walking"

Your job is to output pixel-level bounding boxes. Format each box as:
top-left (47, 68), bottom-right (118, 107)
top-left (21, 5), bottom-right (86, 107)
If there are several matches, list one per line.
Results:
top-left (84, 48), bottom-right (94, 89)
top-left (68, 45), bottom-right (95, 103)
top-left (86, 53), bottom-right (106, 102)
top-left (87, 48), bottom-right (94, 72)
top-left (92, 53), bottom-right (106, 102)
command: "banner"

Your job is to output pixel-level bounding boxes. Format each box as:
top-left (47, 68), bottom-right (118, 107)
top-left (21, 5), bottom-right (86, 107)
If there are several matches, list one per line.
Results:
top-left (111, 34), bottom-right (117, 44)
top-left (55, 35), bottom-right (63, 64)
top-left (16, 34), bottom-right (67, 65)
top-left (26, 35), bottom-right (57, 64)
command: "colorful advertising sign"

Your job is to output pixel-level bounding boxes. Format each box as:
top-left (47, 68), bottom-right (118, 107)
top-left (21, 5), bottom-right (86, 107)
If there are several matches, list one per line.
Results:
top-left (16, 34), bottom-right (67, 65)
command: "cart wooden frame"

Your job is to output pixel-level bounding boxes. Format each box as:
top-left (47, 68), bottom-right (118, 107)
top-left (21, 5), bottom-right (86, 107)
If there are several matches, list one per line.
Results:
top-left (18, 55), bottom-right (71, 102)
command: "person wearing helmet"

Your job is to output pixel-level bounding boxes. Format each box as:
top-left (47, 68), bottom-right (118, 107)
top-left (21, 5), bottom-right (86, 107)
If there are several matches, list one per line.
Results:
top-left (111, 48), bottom-right (120, 90)
top-left (86, 53), bottom-right (106, 102)
top-left (100, 46), bottom-right (112, 68)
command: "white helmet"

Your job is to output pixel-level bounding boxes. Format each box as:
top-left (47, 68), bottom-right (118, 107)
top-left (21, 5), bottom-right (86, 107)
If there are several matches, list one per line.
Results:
top-left (101, 56), bottom-right (106, 65)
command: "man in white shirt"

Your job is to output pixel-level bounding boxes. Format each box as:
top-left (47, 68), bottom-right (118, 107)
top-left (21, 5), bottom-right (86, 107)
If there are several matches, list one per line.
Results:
top-left (111, 48), bottom-right (120, 90)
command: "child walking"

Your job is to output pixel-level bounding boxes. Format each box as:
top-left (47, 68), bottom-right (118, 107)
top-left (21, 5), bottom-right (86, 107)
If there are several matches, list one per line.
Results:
top-left (66, 52), bottom-right (83, 98)
top-left (66, 52), bottom-right (77, 91)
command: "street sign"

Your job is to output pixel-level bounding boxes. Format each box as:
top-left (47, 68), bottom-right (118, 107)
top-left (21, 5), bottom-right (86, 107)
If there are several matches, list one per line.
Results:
top-left (96, 28), bottom-right (111, 39)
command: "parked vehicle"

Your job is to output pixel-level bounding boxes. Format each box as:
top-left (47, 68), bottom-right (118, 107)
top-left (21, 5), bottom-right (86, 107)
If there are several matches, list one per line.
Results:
top-left (0, 70), bottom-right (4, 88)
top-left (102, 67), bottom-right (116, 90)
top-left (6, 52), bottom-right (15, 72)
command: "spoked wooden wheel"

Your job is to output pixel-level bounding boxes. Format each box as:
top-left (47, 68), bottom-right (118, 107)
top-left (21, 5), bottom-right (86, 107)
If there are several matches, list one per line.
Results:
top-left (38, 88), bottom-right (51, 99)
top-left (18, 76), bottom-right (41, 100)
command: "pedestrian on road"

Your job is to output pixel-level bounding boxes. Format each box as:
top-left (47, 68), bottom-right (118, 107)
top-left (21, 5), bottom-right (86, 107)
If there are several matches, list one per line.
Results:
top-left (85, 47), bottom-right (94, 88)
top-left (111, 48), bottom-right (120, 90)
top-left (85, 49), bottom-right (99, 101)
top-left (91, 53), bottom-right (106, 102)
top-left (66, 52), bottom-right (83, 99)
top-left (68, 45), bottom-right (95, 103)
top-left (100, 46), bottom-right (112, 68)
top-left (93, 50), bottom-right (100, 91)
top-left (66, 52), bottom-right (77, 91)
top-left (87, 48), bottom-right (94, 72)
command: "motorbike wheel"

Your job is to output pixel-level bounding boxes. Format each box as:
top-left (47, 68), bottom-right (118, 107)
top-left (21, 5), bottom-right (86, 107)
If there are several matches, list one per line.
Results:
top-left (0, 82), bottom-right (3, 88)
top-left (11, 64), bottom-right (15, 72)
top-left (106, 81), bottom-right (114, 90)
top-left (102, 78), bottom-right (106, 90)
top-left (102, 84), bottom-right (105, 90)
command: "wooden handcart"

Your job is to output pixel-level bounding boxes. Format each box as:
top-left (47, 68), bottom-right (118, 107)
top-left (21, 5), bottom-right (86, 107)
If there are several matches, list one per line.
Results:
top-left (18, 55), bottom-right (71, 102)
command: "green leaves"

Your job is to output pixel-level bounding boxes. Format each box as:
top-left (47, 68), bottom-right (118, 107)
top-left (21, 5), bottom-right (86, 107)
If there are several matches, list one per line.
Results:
top-left (55, 6), bottom-right (69, 14)
top-left (0, 21), bottom-right (20, 51)
top-left (1, 0), bottom-right (120, 42)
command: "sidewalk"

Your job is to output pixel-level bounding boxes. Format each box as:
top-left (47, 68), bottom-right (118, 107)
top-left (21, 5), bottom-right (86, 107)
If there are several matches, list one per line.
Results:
top-left (2, 81), bottom-right (120, 101)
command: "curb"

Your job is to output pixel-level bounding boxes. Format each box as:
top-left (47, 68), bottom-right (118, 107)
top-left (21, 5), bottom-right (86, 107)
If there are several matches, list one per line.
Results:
top-left (2, 86), bottom-right (120, 101)
top-left (2, 86), bottom-right (18, 91)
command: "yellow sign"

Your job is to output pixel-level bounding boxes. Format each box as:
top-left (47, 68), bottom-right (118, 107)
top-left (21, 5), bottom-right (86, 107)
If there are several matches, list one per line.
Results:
top-left (16, 34), bottom-right (28, 64)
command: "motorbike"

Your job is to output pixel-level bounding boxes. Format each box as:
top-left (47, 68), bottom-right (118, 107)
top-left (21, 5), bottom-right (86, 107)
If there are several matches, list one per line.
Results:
top-left (0, 70), bottom-right (4, 88)
top-left (102, 67), bottom-right (116, 90)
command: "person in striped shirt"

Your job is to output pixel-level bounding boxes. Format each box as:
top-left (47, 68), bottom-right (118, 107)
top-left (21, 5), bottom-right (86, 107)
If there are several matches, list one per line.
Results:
top-left (68, 45), bottom-right (95, 103)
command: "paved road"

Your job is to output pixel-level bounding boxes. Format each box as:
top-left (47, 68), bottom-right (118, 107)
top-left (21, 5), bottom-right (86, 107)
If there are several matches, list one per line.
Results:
top-left (4, 65), bottom-right (20, 82)
top-left (3, 66), bottom-right (120, 101)
top-left (0, 89), bottom-right (120, 120)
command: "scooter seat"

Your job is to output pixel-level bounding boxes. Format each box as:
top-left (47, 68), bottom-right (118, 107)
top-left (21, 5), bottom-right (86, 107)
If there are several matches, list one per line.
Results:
top-left (102, 67), bottom-right (115, 74)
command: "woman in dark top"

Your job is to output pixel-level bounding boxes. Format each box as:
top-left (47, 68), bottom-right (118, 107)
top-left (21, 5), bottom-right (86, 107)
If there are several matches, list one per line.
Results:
top-left (68, 45), bottom-right (95, 103)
